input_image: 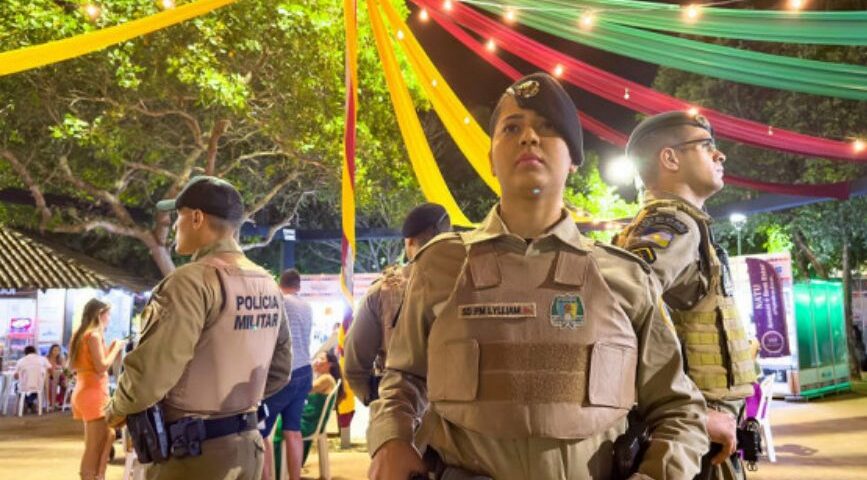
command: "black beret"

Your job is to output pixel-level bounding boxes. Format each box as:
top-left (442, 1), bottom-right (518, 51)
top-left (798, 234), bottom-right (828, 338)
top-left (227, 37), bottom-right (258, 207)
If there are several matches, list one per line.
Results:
top-left (156, 176), bottom-right (245, 222)
top-left (402, 203), bottom-right (450, 238)
top-left (626, 110), bottom-right (714, 157)
top-left (489, 72), bottom-right (584, 166)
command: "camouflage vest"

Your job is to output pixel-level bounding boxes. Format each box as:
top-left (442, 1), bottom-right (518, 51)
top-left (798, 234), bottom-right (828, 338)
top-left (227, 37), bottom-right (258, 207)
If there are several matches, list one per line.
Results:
top-left (626, 200), bottom-right (756, 401)
top-left (425, 234), bottom-right (638, 439)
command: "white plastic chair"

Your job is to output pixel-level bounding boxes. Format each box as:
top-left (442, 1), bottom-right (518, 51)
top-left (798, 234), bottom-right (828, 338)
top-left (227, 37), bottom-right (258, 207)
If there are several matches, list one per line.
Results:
top-left (61, 376), bottom-right (75, 411)
top-left (755, 375), bottom-right (776, 462)
top-left (17, 369), bottom-right (46, 416)
top-left (278, 379), bottom-right (342, 480)
top-left (121, 427), bottom-right (145, 480)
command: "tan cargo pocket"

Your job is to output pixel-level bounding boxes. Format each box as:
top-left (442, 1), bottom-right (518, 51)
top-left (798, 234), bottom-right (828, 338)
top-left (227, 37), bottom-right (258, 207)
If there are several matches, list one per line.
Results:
top-left (588, 342), bottom-right (637, 408)
top-left (428, 340), bottom-right (480, 401)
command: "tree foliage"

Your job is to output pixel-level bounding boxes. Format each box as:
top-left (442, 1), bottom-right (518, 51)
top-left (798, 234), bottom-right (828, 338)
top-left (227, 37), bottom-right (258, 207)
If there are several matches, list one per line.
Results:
top-left (0, 0), bottom-right (425, 277)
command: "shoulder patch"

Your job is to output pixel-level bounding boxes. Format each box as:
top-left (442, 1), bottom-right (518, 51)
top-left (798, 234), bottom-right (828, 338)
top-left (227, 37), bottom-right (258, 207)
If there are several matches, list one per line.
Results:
top-left (635, 213), bottom-right (688, 235)
top-left (631, 246), bottom-right (657, 264)
top-left (594, 242), bottom-right (651, 274)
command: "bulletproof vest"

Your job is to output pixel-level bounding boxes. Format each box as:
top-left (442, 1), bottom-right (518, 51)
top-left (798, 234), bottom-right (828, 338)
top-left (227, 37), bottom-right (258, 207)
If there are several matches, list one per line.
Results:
top-left (375, 264), bottom-right (409, 373)
top-left (163, 252), bottom-right (284, 416)
top-left (638, 200), bottom-right (756, 401)
top-left (425, 235), bottom-right (638, 439)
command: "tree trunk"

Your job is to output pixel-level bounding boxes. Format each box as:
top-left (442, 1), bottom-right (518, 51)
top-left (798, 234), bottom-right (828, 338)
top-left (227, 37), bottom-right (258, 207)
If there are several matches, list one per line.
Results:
top-left (842, 240), bottom-right (861, 380)
top-left (141, 233), bottom-right (175, 277)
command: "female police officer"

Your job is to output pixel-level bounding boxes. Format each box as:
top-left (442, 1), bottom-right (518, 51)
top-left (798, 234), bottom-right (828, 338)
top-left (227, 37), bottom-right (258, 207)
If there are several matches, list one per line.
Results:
top-left (366, 73), bottom-right (708, 480)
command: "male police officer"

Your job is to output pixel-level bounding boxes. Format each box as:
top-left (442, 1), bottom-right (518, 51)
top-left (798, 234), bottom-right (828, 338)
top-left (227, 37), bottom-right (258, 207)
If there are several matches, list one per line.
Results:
top-left (614, 111), bottom-right (757, 480)
top-left (367, 73), bottom-right (708, 480)
top-left (344, 203), bottom-right (451, 405)
top-left (106, 176), bottom-right (293, 480)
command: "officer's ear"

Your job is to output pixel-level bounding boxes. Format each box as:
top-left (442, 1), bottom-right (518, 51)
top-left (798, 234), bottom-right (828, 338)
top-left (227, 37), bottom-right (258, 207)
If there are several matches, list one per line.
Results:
top-left (568, 163), bottom-right (578, 175)
top-left (191, 209), bottom-right (205, 230)
top-left (658, 147), bottom-right (680, 173)
top-left (488, 150), bottom-right (497, 178)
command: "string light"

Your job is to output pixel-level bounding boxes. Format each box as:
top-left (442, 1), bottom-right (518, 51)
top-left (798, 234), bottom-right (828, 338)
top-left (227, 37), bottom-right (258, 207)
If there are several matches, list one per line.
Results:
top-left (419, 8), bottom-right (429, 22)
top-left (463, 116), bottom-right (471, 125)
top-left (396, 29), bottom-right (405, 40)
top-left (767, 126), bottom-right (774, 136)
top-left (431, 79), bottom-right (438, 87)
top-left (854, 139), bottom-right (866, 153)
top-left (553, 64), bottom-right (564, 77)
top-left (486, 38), bottom-right (497, 52)
top-left (683, 4), bottom-right (701, 22)
top-left (82, 3), bottom-right (101, 20)
top-left (158, 0), bottom-right (175, 9)
top-left (504, 9), bottom-right (517, 24)
top-left (623, 88), bottom-right (630, 100)
top-left (579, 11), bottom-right (595, 30)
top-left (443, 0), bottom-right (453, 12)
top-left (687, 107), bottom-right (700, 116)
top-left (788, 0), bottom-right (805, 10)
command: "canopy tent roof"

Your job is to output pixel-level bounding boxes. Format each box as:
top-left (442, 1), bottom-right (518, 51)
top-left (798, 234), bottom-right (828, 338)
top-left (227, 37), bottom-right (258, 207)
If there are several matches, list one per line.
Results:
top-left (0, 225), bottom-right (113, 290)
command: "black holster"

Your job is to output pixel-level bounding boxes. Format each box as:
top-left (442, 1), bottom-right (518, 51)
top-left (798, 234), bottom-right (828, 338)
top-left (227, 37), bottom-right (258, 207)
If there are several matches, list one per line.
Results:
top-left (168, 416), bottom-right (207, 459)
top-left (126, 404), bottom-right (170, 464)
top-left (737, 418), bottom-right (763, 471)
top-left (410, 447), bottom-right (492, 480)
top-left (613, 409), bottom-right (650, 480)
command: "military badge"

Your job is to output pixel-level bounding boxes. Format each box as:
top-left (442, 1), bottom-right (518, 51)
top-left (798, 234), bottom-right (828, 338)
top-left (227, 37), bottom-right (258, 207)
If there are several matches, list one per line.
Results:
top-left (508, 79), bottom-right (540, 99)
top-left (550, 294), bottom-right (585, 329)
top-left (638, 229), bottom-right (673, 249)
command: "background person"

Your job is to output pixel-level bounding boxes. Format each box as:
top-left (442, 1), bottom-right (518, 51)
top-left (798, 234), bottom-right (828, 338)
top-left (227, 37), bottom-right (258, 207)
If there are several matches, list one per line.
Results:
top-left (260, 269), bottom-right (314, 480)
top-left (14, 344), bottom-right (52, 414)
top-left (68, 299), bottom-right (126, 480)
top-left (344, 203), bottom-right (450, 405)
top-left (45, 343), bottom-right (68, 411)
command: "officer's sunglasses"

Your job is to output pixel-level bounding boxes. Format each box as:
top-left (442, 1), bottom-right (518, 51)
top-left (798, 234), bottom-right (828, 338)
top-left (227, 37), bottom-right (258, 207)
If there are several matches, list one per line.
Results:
top-left (669, 137), bottom-right (717, 154)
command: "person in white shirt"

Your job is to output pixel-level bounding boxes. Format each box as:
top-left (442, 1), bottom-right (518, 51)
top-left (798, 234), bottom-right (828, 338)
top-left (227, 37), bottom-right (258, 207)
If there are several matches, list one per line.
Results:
top-left (14, 345), bottom-right (51, 413)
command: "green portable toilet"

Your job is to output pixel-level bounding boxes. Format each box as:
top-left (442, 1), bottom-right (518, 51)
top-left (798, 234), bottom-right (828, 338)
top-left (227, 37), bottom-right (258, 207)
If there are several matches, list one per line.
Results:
top-left (792, 280), bottom-right (851, 398)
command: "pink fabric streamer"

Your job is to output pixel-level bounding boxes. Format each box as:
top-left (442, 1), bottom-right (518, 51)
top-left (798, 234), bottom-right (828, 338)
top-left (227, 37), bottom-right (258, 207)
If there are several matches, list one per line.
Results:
top-left (414, 0), bottom-right (867, 164)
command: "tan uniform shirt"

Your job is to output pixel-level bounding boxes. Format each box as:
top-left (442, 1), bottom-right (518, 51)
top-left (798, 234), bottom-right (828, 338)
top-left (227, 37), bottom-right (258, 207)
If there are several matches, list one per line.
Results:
top-left (368, 206), bottom-right (708, 479)
top-left (345, 265), bottom-right (410, 404)
top-left (107, 237), bottom-right (293, 421)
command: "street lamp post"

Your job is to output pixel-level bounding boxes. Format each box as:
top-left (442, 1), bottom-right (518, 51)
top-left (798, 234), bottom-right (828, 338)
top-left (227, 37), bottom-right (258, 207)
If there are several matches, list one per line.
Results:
top-left (729, 212), bottom-right (747, 256)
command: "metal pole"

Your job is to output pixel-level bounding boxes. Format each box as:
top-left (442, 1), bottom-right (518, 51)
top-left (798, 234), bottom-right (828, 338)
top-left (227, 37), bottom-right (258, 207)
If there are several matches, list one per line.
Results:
top-left (737, 229), bottom-right (743, 256)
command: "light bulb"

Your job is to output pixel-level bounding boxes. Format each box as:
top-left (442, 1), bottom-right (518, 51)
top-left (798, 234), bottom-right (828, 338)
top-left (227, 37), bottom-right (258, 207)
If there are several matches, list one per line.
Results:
top-left (419, 9), bottom-right (429, 22)
top-left (485, 39), bottom-right (496, 52)
top-left (553, 64), bottom-right (564, 77)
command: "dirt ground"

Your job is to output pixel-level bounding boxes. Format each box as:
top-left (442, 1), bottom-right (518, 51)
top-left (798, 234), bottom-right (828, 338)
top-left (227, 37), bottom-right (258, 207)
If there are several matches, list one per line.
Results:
top-left (2, 391), bottom-right (867, 479)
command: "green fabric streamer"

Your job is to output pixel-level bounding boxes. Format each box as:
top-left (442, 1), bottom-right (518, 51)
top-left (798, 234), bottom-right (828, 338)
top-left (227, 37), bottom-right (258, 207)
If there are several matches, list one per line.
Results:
top-left (468, 0), bottom-right (867, 45)
top-left (472, 0), bottom-right (867, 100)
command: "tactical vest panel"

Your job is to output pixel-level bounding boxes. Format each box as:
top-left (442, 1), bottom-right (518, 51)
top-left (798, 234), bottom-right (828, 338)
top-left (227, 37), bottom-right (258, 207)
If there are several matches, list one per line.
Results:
top-left (376, 265), bottom-right (408, 373)
top-left (644, 201), bottom-right (756, 400)
top-left (426, 238), bottom-right (638, 439)
top-left (164, 253), bottom-right (284, 415)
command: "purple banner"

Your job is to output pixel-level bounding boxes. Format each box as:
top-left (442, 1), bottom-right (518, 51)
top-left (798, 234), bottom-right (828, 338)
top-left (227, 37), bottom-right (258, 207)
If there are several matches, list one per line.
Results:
top-left (746, 258), bottom-right (790, 357)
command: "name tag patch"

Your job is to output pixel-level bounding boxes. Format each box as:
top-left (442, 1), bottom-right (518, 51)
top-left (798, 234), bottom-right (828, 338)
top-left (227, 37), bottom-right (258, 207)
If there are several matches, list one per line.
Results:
top-left (550, 294), bottom-right (585, 329)
top-left (459, 303), bottom-right (536, 318)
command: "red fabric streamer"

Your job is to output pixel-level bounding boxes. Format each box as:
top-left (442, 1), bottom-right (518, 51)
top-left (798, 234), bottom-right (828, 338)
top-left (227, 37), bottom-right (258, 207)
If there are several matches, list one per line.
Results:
top-left (413, 0), bottom-right (867, 164)
top-left (420, 3), bottom-right (854, 199)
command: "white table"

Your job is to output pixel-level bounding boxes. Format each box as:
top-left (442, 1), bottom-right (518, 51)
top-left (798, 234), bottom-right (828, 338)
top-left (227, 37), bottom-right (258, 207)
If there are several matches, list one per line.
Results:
top-left (0, 370), bottom-right (15, 415)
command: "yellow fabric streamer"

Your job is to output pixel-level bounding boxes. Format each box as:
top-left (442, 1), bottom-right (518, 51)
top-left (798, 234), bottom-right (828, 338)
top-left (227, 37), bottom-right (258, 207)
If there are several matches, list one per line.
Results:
top-left (377, 0), bottom-right (500, 196)
top-left (367, 0), bottom-right (473, 226)
top-left (0, 0), bottom-right (236, 77)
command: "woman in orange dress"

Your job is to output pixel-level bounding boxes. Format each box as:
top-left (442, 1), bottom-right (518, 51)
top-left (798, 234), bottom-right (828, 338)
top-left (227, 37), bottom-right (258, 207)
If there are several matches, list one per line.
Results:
top-left (68, 299), bottom-right (125, 480)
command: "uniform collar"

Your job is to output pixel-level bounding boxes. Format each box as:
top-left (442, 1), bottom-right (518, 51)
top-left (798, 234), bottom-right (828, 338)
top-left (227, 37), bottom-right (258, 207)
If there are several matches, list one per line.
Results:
top-left (192, 236), bottom-right (243, 261)
top-left (462, 204), bottom-right (592, 252)
top-left (644, 191), bottom-right (712, 223)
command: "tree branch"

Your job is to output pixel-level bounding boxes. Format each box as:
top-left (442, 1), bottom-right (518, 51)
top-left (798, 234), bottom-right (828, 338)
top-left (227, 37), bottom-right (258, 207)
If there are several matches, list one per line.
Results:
top-left (52, 219), bottom-right (143, 238)
top-left (793, 229), bottom-right (829, 279)
top-left (124, 161), bottom-right (179, 179)
top-left (58, 156), bottom-right (138, 227)
top-left (1, 149), bottom-right (52, 230)
top-left (217, 150), bottom-right (287, 177)
top-left (244, 173), bottom-right (302, 219)
top-left (204, 119), bottom-right (230, 176)
top-left (241, 191), bottom-right (315, 251)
